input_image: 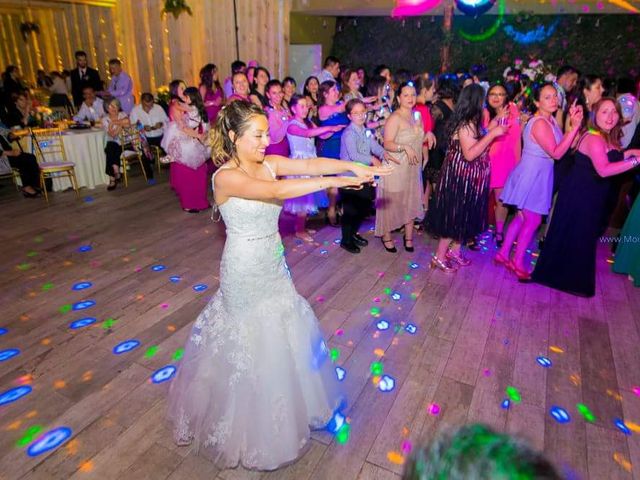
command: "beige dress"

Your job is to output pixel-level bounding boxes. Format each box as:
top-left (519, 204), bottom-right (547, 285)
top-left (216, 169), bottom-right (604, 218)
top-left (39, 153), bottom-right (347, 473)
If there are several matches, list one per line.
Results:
top-left (375, 123), bottom-right (424, 236)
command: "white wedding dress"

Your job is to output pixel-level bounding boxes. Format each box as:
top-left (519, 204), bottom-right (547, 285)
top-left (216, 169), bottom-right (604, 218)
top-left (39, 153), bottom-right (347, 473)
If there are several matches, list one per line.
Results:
top-left (167, 161), bottom-right (343, 471)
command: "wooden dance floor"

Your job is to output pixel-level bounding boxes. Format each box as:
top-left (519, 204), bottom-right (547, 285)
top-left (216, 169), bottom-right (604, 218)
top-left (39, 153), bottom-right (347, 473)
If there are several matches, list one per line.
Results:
top-left (0, 174), bottom-right (639, 480)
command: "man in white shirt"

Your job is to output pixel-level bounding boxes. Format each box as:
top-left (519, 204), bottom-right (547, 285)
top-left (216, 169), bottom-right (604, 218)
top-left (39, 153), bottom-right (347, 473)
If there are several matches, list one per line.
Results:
top-left (318, 56), bottom-right (340, 84)
top-left (106, 58), bottom-right (134, 114)
top-left (73, 86), bottom-right (105, 123)
top-left (130, 92), bottom-right (169, 149)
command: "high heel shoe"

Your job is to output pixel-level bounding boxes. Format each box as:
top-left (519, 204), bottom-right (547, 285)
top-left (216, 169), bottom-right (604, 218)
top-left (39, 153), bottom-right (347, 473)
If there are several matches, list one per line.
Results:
top-left (494, 231), bottom-right (504, 248)
top-left (493, 252), bottom-right (510, 267)
top-left (22, 188), bottom-right (39, 198)
top-left (509, 261), bottom-right (532, 282)
top-left (430, 256), bottom-right (456, 273)
top-left (380, 237), bottom-right (397, 253)
top-left (403, 236), bottom-right (414, 252)
top-left (446, 249), bottom-right (471, 266)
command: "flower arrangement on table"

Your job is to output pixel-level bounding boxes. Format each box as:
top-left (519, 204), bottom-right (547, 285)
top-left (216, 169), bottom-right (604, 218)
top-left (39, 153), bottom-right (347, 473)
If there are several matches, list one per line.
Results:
top-left (503, 58), bottom-right (556, 83)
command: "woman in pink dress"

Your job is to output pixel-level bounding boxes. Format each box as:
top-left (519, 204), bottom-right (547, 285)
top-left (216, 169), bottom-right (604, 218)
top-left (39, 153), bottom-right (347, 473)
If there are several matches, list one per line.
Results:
top-left (482, 84), bottom-right (522, 245)
top-left (227, 72), bottom-right (251, 103)
top-left (162, 83), bottom-right (210, 212)
top-left (199, 63), bottom-right (224, 125)
top-left (264, 80), bottom-right (291, 157)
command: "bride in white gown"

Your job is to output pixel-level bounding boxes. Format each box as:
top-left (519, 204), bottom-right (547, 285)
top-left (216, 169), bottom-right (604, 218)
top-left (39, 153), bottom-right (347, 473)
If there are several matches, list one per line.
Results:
top-left (167, 100), bottom-right (392, 471)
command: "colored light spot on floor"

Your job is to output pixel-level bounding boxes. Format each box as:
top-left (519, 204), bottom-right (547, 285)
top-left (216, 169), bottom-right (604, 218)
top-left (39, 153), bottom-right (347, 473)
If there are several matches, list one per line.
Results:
top-left (335, 367), bottom-right (346, 381)
top-left (41, 338), bottom-right (51, 346)
top-left (373, 297), bottom-right (380, 303)
top-left (607, 389), bottom-right (623, 401)
top-left (82, 371), bottom-right (93, 382)
top-left (167, 325), bottom-right (176, 332)
top-left (0, 349), bottom-right (21, 362)
top-left (613, 452), bottom-right (632, 473)
top-left (34, 236), bottom-right (43, 243)
top-left (0, 386), bottom-right (32, 406)
top-left (151, 264), bottom-right (166, 271)
top-left (632, 386), bottom-right (640, 397)
top-left (316, 295), bottom-right (325, 302)
top-left (0, 327), bottom-right (7, 335)
top-left (53, 380), bottom-right (66, 389)
top-left (27, 251), bottom-right (38, 257)
top-left (41, 283), bottom-right (54, 291)
top-left (27, 427), bottom-right (73, 457)
top-left (569, 374), bottom-right (581, 386)
top-left (72, 282), bottom-right (92, 291)
top-left (536, 356), bottom-right (552, 367)
top-left (334, 328), bottom-right (344, 336)
top-left (427, 403), bottom-right (440, 415)
top-left (383, 288), bottom-right (392, 295)
top-left (550, 406), bottom-right (571, 423)
top-left (63, 261), bottom-right (73, 267)
top-left (151, 365), bottom-right (177, 384)
top-left (101, 318), bottom-right (116, 329)
top-left (409, 263), bottom-right (419, 269)
top-left (576, 403), bottom-right (596, 422)
top-left (330, 348), bottom-right (340, 362)
top-left (84, 196), bottom-right (94, 203)
top-left (376, 320), bottom-right (390, 331)
top-left (401, 440), bottom-right (412, 454)
top-left (172, 348), bottom-right (185, 361)
top-left (370, 361), bottom-right (384, 376)
top-left (614, 418), bottom-right (631, 435)
top-left (505, 386), bottom-right (521, 403)
top-left (17, 263), bottom-right (31, 271)
top-left (391, 293), bottom-right (401, 301)
top-left (377, 272), bottom-right (384, 277)
top-left (6, 420), bottom-right (22, 431)
top-left (77, 245), bottom-right (92, 252)
top-left (113, 340), bottom-right (140, 355)
top-left (373, 348), bottom-right (385, 357)
top-left (387, 451), bottom-right (404, 465)
top-left (16, 374), bottom-right (33, 385)
top-left (144, 346), bottom-right (159, 358)
top-left (378, 375), bottom-right (395, 392)
top-left (193, 284), bottom-right (208, 292)
top-left (160, 303), bottom-right (169, 309)
top-left (16, 425), bottom-right (43, 447)
top-left (335, 423), bottom-right (350, 444)
top-left (550, 346), bottom-right (564, 353)
top-left (73, 300), bottom-right (95, 311)
top-left (501, 399), bottom-right (511, 409)
top-left (625, 421), bottom-right (640, 433)
top-left (483, 369), bottom-right (492, 376)
top-left (78, 459), bottom-right (94, 472)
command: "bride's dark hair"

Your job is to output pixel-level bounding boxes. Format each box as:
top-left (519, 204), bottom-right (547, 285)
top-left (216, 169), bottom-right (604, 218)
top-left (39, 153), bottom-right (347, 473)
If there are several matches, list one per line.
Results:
top-left (209, 100), bottom-right (267, 166)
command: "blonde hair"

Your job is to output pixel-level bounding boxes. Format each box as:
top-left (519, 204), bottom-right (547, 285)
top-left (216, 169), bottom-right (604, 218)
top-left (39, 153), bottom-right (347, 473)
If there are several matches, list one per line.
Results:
top-left (208, 100), bottom-right (267, 166)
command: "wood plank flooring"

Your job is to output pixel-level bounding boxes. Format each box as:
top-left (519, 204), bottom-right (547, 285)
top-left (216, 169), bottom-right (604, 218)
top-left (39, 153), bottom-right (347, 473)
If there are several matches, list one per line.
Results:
top-left (0, 174), bottom-right (639, 479)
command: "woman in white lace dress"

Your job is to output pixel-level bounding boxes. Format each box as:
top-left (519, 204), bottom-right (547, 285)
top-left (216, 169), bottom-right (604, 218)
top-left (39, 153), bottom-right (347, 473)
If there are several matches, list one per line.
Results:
top-left (166, 100), bottom-right (391, 471)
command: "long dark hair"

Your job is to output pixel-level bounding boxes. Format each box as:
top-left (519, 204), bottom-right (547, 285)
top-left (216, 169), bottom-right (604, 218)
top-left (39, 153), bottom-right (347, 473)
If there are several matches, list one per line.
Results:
top-left (392, 81), bottom-right (416, 110)
top-left (486, 83), bottom-right (508, 120)
top-left (199, 63), bottom-right (222, 96)
top-left (169, 79), bottom-right (185, 100)
top-left (184, 86), bottom-right (208, 124)
top-left (252, 66), bottom-right (271, 90)
top-left (303, 76), bottom-right (319, 102)
top-left (318, 80), bottom-right (336, 107)
top-left (289, 94), bottom-right (312, 127)
top-left (446, 84), bottom-right (485, 139)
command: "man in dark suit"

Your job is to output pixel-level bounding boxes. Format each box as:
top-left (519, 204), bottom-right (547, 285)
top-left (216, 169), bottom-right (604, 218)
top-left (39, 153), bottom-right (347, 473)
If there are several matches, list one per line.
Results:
top-left (70, 50), bottom-right (103, 108)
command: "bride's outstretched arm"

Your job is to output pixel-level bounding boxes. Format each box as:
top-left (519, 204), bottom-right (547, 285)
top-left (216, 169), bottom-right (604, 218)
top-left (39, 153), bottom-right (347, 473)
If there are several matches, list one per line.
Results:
top-left (266, 155), bottom-right (393, 178)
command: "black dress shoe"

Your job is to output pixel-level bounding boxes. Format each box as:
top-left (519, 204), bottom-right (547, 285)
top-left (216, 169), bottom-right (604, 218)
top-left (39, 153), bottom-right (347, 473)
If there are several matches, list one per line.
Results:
top-left (353, 234), bottom-right (368, 247)
top-left (340, 243), bottom-right (361, 254)
top-left (380, 238), bottom-right (397, 253)
top-left (403, 236), bottom-right (415, 252)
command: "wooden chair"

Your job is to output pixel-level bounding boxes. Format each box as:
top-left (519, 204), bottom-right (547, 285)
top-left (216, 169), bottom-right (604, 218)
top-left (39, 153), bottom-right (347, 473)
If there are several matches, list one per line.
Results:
top-left (30, 127), bottom-right (79, 204)
top-left (0, 167), bottom-right (20, 191)
top-left (118, 126), bottom-right (148, 187)
top-left (150, 145), bottom-right (164, 174)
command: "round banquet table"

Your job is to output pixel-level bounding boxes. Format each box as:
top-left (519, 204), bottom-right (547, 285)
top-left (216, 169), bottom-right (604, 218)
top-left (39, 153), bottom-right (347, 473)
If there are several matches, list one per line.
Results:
top-left (21, 128), bottom-right (108, 191)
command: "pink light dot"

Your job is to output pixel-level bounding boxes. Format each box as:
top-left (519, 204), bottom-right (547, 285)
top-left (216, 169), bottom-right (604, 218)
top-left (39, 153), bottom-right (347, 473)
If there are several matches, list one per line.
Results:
top-left (161, 303), bottom-right (169, 309)
top-left (582, 5), bottom-right (590, 12)
top-left (316, 296), bottom-right (325, 302)
top-left (135, 266), bottom-right (141, 272)
top-left (377, 272), bottom-right (385, 277)
top-left (373, 297), bottom-right (381, 303)
top-left (335, 328), bottom-right (344, 336)
top-left (401, 440), bottom-right (412, 454)
top-left (632, 386), bottom-right (640, 397)
top-left (427, 403), bottom-right (440, 415)
top-left (483, 369), bottom-right (491, 376)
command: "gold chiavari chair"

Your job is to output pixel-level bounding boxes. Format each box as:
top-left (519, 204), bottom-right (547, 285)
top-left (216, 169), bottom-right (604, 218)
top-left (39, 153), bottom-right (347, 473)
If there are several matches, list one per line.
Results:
top-left (118, 126), bottom-right (149, 187)
top-left (30, 127), bottom-right (79, 204)
top-left (0, 167), bottom-right (20, 191)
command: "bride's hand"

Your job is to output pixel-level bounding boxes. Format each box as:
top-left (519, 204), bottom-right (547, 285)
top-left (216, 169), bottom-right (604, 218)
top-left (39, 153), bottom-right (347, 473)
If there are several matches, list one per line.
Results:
top-left (334, 175), bottom-right (373, 190)
top-left (350, 162), bottom-right (394, 178)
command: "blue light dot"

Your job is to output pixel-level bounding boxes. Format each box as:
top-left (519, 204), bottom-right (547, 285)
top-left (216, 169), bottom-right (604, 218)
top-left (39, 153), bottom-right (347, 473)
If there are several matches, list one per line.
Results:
top-left (72, 282), bottom-right (93, 291)
top-left (550, 406), bottom-right (571, 424)
top-left (333, 239), bottom-right (341, 245)
top-left (409, 263), bottom-right (419, 269)
top-left (335, 367), bottom-right (346, 381)
top-left (72, 300), bottom-right (96, 311)
top-left (391, 293), bottom-right (401, 301)
top-left (376, 320), bottom-right (390, 331)
top-left (405, 324), bottom-right (417, 334)
top-left (113, 339), bottom-right (141, 355)
top-left (0, 385), bottom-right (32, 406)
top-left (169, 276), bottom-right (181, 283)
top-left (378, 375), bottom-right (395, 392)
top-left (501, 399), bottom-right (511, 409)
top-left (26, 427), bottom-right (73, 457)
top-left (151, 265), bottom-right (166, 272)
top-left (614, 418), bottom-right (632, 436)
top-left (536, 356), bottom-right (552, 367)
top-left (320, 249), bottom-right (328, 255)
top-left (83, 196), bottom-right (94, 203)
top-left (69, 317), bottom-right (96, 330)
top-left (326, 411), bottom-right (345, 433)
top-left (193, 284), bottom-right (208, 292)
top-left (77, 245), bottom-right (92, 252)
top-left (151, 365), bottom-right (177, 384)
top-left (0, 327), bottom-right (7, 336)
top-left (0, 348), bottom-right (20, 362)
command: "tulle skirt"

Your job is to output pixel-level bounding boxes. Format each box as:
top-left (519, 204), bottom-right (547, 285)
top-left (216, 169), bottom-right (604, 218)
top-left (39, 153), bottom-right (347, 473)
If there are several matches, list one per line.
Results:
top-left (161, 123), bottom-right (209, 170)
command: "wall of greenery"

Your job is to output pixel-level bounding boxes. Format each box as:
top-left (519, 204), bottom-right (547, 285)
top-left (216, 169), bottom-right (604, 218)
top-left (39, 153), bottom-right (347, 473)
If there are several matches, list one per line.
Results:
top-left (330, 14), bottom-right (640, 79)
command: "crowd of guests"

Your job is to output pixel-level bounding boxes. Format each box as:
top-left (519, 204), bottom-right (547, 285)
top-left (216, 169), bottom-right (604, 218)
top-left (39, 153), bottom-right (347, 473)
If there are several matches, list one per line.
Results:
top-left (1, 51), bottom-right (639, 296)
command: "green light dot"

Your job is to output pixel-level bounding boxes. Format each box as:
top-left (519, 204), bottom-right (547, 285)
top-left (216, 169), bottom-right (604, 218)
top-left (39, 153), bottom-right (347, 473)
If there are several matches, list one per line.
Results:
top-left (42, 282), bottom-right (54, 291)
top-left (576, 403), bottom-right (596, 423)
top-left (17, 263), bottom-right (31, 271)
top-left (370, 307), bottom-right (381, 316)
top-left (16, 425), bottom-right (43, 447)
top-left (172, 348), bottom-right (185, 361)
top-left (370, 361), bottom-right (384, 376)
top-left (330, 348), bottom-right (340, 362)
top-left (383, 288), bottom-right (392, 295)
top-left (404, 274), bottom-right (411, 281)
top-left (27, 251), bottom-right (38, 257)
top-left (335, 423), bottom-right (351, 444)
top-left (59, 304), bottom-right (72, 314)
top-left (505, 386), bottom-right (521, 403)
top-left (102, 318), bottom-right (117, 329)
top-left (144, 345), bottom-right (159, 358)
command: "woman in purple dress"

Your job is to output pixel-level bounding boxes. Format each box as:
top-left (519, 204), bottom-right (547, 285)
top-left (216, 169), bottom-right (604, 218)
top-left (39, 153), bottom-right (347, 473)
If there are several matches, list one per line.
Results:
top-left (265, 80), bottom-right (291, 157)
top-left (199, 63), bottom-right (224, 125)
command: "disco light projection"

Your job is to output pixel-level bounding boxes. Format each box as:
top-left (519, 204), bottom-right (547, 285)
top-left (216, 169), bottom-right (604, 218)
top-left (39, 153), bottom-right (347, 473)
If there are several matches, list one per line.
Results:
top-left (614, 418), bottom-right (632, 436)
top-left (69, 317), bottom-right (96, 330)
top-left (112, 339), bottom-right (141, 355)
top-left (144, 346), bottom-right (159, 358)
top-left (335, 423), bottom-right (351, 444)
top-left (391, 293), bottom-right (402, 301)
top-left (151, 265), bottom-right (166, 271)
top-left (549, 346), bottom-right (564, 353)
top-left (370, 361), bottom-right (384, 376)
top-left (0, 349), bottom-right (21, 362)
top-left (150, 365), bottom-right (177, 384)
top-left (376, 320), bottom-right (390, 331)
top-left (101, 318), bottom-right (117, 329)
top-left (405, 324), bottom-right (417, 334)
top-left (505, 386), bottom-right (521, 403)
top-left (72, 300), bottom-right (96, 311)
top-left (26, 427), bottom-right (73, 457)
top-left (536, 356), bottom-right (552, 367)
top-left (387, 451), bottom-right (404, 465)
top-left (409, 263), bottom-right (419, 269)
top-left (42, 282), bottom-right (54, 291)
top-left (0, 385), bottom-right (32, 406)
top-left (576, 403), bottom-right (596, 423)
top-left (0, 327), bottom-right (7, 336)
top-left (84, 196), bottom-right (94, 202)
top-left (378, 375), bottom-right (396, 392)
top-left (335, 367), bottom-right (346, 381)
top-left (326, 411), bottom-right (346, 433)
top-left (501, 399), bottom-right (511, 409)
top-left (16, 425), bottom-right (43, 447)
top-left (72, 282), bottom-right (93, 291)
top-left (169, 276), bottom-right (181, 283)
top-left (403, 274), bottom-right (411, 281)
top-left (503, 18), bottom-right (560, 45)
top-left (27, 251), bottom-right (38, 257)
top-left (550, 406), bottom-right (571, 424)
top-left (384, 288), bottom-right (392, 295)
top-left (172, 348), bottom-right (185, 361)
top-left (193, 284), bottom-right (208, 292)
top-left (17, 263), bottom-right (31, 271)
top-left (427, 403), bottom-right (440, 415)
top-left (633, 386), bottom-right (640, 397)
top-left (333, 239), bottom-right (341, 245)
top-left (77, 245), bottom-right (92, 252)
top-left (370, 307), bottom-right (381, 317)
top-left (319, 249), bottom-right (328, 255)
top-left (330, 348), bottom-right (340, 362)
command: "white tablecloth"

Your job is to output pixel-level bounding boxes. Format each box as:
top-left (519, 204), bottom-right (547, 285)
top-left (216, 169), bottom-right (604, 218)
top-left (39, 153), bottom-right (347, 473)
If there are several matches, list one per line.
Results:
top-left (22, 128), bottom-right (108, 191)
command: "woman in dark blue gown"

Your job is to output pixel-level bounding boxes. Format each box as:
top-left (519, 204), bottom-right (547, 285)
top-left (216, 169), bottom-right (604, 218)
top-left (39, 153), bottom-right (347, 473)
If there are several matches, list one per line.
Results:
top-left (532, 98), bottom-right (640, 297)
